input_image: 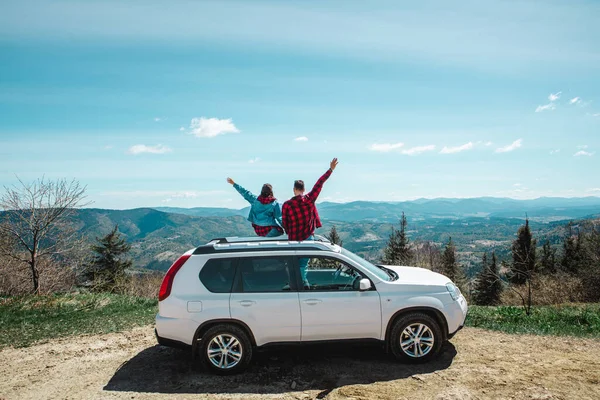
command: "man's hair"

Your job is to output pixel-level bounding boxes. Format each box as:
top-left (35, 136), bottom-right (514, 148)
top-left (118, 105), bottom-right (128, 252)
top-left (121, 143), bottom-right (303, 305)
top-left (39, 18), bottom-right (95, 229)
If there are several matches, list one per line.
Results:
top-left (294, 180), bottom-right (305, 192)
top-left (260, 183), bottom-right (273, 198)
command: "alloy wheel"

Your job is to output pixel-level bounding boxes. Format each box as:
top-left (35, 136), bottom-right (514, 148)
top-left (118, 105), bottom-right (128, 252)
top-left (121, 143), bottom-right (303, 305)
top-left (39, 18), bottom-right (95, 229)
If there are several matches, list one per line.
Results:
top-left (206, 334), bottom-right (243, 369)
top-left (400, 323), bottom-right (435, 358)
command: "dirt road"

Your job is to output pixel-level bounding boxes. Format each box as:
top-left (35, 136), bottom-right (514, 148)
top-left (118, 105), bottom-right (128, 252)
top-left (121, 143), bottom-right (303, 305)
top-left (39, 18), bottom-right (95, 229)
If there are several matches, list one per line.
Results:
top-left (1, 326), bottom-right (599, 400)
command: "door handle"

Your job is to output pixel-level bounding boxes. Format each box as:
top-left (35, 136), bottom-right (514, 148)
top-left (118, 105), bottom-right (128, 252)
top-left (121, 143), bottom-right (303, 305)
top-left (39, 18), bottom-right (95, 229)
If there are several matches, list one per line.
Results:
top-left (303, 299), bottom-right (322, 306)
top-left (238, 300), bottom-right (256, 307)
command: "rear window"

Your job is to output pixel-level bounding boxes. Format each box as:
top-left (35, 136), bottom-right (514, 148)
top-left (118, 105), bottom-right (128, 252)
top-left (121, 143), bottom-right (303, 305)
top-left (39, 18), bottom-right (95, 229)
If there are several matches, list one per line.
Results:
top-left (199, 258), bottom-right (236, 293)
top-left (236, 256), bottom-right (294, 293)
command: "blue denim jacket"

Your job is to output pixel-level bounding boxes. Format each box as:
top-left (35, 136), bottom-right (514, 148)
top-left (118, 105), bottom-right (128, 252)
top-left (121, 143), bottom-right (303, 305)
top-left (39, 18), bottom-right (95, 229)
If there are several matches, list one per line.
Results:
top-left (233, 184), bottom-right (283, 228)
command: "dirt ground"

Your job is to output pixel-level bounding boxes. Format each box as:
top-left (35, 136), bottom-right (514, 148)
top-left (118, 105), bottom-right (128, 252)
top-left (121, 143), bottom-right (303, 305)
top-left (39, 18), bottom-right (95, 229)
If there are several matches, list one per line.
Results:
top-left (1, 327), bottom-right (599, 400)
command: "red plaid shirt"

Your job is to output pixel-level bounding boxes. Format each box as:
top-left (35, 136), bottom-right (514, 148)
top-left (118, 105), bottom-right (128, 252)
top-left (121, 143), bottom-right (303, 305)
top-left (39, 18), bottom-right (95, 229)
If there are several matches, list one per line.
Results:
top-left (282, 168), bottom-right (332, 241)
top-left (252, 224), bottom-right (284, 237)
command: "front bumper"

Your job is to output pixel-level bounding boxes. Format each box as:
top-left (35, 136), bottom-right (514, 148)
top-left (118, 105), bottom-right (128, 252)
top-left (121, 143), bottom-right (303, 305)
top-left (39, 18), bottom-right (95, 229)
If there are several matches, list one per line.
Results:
top-left (446, 294), bottom-right (468, 337)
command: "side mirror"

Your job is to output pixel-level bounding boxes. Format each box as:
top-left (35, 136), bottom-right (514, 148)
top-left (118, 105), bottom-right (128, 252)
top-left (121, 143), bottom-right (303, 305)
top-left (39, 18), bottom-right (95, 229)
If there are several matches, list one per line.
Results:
top-left (359, 278), bottom-right (372, 291)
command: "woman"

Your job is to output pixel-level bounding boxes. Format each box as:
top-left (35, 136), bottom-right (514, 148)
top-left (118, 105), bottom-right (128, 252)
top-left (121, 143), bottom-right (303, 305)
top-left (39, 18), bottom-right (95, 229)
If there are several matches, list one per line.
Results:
top-left (227, 177), bottom-right (284, 237)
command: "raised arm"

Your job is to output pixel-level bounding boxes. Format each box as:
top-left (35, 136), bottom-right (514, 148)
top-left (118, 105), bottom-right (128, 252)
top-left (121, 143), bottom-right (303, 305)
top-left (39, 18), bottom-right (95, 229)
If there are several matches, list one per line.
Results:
top-left (227, 177), bottom-right (257, 204)
top-left (305, 158), bottom-right (338, 203)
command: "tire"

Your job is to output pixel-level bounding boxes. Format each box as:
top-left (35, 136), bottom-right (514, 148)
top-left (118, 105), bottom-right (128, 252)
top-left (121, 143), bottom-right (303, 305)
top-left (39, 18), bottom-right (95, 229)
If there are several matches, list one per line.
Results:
top-left (389, 312), bottom-right (443, 363)
top-left (199, 324), bottom-right (253, 375)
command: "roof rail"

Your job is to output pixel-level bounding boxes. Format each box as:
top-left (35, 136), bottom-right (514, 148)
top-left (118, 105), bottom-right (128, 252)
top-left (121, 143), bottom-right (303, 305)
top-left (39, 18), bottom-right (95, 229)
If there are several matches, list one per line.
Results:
top-left (208, 235), bottom-right (331, 245)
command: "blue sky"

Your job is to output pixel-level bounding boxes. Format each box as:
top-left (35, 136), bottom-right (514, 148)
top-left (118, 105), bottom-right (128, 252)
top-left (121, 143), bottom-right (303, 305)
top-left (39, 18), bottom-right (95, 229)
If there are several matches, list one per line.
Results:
top-left (1, 0), bottom-right (599, 209)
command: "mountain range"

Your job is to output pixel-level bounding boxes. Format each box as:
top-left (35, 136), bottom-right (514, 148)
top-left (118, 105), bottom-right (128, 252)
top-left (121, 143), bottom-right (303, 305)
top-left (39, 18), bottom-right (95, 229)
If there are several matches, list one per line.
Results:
top-left (156, 196), bottom-right (600, 223)
top-left (3, 197), bottom-right (599, 273)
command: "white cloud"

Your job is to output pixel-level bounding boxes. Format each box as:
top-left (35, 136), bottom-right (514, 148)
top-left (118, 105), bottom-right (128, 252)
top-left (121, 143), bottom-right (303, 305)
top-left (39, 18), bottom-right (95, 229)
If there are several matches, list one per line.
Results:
top-left (101, 190), bottom-right (225, 198)
top-left (189, 117), bottom-right (240, 138)
top-left (513, 183), bottom-right (522, 187)
top-left (154, 117), bottom-right (167, 122)
top-left (550, 149), bottom-right (560, 155)
top-left (127, 144), bottom-right (172, 155)
top-left (587, 188), bottom-right (600, 193)
top-left (294, 136), bottom-right (309, 142)
top-left (535, 91), bottom-right (561, 112)
top-left (439, 142), bottom-right (473, 154)
top-left (593, 113), bottom-right (600, 117)
top-left (161, 191), bottom-right (203, 204)
top-left (548, 91), bottom-right (561, 102)
top-left (574, 150), bottom-right (594, 157)
top-left (484, 141), bottom-right (493, 146)
top-left (535, 103), bottom-right (556, 112)
top-left (400, 145), bottom-right (436, 155)
top-left (179, 126), bottom-right (185, 131)
top-left (577, 144), bottom-right (589, 149)
top-left (369, 142), bottom-right (404, 152)
top-left (369, 142), bottom-right (435, 155)
top-left (495, 139), bottom-right (523, 153)
top-left (171, 192), bottom-right (199, 198)
top-left (570, 97), bottom-right (581, 105)
top-left (248, 157), bottom-right (261, 164)
top-left (104, 145), bottom-right (113, 150)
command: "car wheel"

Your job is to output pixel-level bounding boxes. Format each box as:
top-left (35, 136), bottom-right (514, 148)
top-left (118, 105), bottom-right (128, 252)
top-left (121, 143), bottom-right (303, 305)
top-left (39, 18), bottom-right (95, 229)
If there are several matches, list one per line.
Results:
top-left (200, 324), bottom-right (253, 375)
top-left (389, 312), bottom-right (443, 363)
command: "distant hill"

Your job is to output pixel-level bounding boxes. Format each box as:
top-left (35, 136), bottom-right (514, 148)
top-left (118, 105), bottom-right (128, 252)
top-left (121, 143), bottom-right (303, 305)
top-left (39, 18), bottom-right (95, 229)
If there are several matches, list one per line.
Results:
top-left (70, 208), bottom-right (254, 271)
top-left (153, 206), bottom-right (247, 218)
top-left (3, 197), bottom-right (599, 273)
top-left (153, 197), bottom-right (600, 223)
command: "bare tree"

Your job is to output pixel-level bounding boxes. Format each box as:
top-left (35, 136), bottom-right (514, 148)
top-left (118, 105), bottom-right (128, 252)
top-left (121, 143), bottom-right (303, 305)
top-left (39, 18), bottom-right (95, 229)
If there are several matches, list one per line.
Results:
top-left (0, 177), bottom-right (89, 294)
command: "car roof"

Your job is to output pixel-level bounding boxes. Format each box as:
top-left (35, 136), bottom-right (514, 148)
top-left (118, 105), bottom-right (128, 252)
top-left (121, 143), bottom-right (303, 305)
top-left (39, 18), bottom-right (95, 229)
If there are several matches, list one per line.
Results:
top-left (192, 235), bottom-right (341, 255)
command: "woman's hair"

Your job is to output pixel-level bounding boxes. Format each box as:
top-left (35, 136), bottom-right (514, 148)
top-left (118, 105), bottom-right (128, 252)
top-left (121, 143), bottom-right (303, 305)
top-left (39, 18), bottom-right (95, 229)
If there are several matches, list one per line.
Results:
top-left (260, 183), bottom-right (274, 198)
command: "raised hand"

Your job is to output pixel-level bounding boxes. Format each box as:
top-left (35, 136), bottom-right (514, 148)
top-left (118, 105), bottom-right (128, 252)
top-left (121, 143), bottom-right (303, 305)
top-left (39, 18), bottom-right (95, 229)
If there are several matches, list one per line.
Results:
top-left (227, 177), bottom-right (235, 185)
top-left (330, 158), bottom-right (339, 171)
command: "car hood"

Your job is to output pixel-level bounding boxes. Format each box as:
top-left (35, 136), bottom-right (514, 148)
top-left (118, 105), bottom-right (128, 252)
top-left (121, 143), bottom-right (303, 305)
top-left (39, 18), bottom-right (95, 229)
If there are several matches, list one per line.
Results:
top-left (383, 265), bottom-right (451, 286)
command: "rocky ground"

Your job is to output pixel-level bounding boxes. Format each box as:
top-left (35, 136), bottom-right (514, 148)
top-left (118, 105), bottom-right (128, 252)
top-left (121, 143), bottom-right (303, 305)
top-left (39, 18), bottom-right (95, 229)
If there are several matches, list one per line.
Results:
top-left (1, 326), bottom-right (599, 400)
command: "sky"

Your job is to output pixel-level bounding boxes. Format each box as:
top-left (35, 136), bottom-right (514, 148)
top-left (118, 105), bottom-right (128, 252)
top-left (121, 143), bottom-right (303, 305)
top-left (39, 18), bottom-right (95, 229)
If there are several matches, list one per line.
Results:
top-left (1, 0), bottom-right (599, 210)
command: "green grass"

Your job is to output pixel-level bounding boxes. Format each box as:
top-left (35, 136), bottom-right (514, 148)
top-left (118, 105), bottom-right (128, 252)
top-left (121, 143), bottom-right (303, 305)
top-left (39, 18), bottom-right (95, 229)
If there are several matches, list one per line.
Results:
top-left (2, 293), bottom-right (599, 349)
top-left (466, 304), bottom-right (600, 337)
top-left (0, 292), bottom-right (157, 348)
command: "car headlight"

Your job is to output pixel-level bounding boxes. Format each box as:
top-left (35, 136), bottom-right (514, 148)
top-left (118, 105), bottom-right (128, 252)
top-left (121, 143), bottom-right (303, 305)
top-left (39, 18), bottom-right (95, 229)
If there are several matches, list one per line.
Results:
top-left (446, 283), bottom-right (461, 301)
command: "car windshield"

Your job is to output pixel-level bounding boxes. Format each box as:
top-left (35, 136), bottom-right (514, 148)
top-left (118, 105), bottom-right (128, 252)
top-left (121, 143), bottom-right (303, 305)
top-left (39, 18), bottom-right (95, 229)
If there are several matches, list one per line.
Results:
top-left (341, 248), bottom-right (390, 281)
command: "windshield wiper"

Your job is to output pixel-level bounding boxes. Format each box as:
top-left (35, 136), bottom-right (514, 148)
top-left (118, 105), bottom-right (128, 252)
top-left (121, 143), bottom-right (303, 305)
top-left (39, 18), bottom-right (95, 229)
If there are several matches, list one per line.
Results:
top-left (377, 265), bottom-right (397, 281)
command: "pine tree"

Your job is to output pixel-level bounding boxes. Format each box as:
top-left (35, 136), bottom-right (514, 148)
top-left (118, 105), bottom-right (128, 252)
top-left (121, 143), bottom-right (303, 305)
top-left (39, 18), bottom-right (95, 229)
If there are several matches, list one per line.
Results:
top-left (86, 225), bottom-right (132, 292)
top-left (326, 225), bottom-right (343, 246)
top-left (538, 240), bottom-right (557, 274)
top-left (382, 212), bottom-right (413, 265)
top-left (441, 237), bottom-right (459, 282)
top-left (579, 226), bottom-right (600, 301)
top-left (560, 224), bottom-right (583, 275)
top-left (510, 219), bottom-right (536, 284)
top-left (473, 251), bottom-right (502, 305)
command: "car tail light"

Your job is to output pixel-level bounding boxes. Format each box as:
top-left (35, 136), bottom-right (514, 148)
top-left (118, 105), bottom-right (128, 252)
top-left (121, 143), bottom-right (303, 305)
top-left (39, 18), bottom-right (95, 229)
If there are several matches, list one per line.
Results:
top-left (158, 254), bottom-right (191, 301)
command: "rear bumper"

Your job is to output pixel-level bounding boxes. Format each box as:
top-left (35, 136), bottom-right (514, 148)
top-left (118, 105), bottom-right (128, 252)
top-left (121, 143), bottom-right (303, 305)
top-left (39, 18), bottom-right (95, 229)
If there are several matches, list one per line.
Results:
top-left (155, 328), bottom-right (191, 350)
top-left (155, 313), bottom-right (197, 346)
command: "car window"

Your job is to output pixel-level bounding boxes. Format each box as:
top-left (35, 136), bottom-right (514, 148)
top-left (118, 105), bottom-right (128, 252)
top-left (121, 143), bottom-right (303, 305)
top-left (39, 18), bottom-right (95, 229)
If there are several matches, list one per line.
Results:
top-left (237, 256), bottom-right (294, 293)
top-left (300, 256), bottom-right (366, 291)
top-left (199, 258), bottom-right (237, 293)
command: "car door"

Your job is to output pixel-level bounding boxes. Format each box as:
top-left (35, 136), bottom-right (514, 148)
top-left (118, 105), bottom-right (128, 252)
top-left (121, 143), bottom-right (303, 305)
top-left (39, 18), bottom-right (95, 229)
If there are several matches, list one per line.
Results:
top-left (229, 254), bottom-right (301, 346)
top-left (296, 254), bottom-right (382, 341)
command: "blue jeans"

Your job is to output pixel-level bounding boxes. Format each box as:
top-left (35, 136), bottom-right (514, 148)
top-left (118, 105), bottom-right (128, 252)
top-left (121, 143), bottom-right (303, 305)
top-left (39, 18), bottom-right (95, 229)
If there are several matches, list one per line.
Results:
top-left (298, 235), bottom-right (315, 287)
top-left (266, 227), bottom-right (284, 237)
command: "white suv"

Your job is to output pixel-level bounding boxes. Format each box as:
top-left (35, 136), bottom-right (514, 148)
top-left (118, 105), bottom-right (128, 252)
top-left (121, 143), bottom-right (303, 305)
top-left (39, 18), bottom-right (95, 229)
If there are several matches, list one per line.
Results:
top-left (155, 236), bottom-right (468, 374)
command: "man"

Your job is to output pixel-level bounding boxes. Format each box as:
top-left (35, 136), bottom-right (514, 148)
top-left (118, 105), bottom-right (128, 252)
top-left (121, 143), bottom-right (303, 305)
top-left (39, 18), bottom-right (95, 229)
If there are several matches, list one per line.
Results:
top-left (282, 158), bottom-right (339, 286)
